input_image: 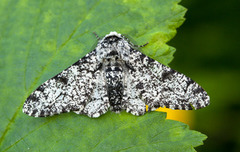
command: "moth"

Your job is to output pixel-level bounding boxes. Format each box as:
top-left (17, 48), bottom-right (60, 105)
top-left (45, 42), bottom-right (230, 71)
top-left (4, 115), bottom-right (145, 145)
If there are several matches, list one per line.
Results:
top-left (23, 31), bottom-right (210, 118)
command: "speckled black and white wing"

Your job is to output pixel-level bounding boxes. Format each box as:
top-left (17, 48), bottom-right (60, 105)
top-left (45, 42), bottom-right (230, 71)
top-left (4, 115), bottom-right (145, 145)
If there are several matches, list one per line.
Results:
top-left (23, 31), bottom-right (210, 118)
top-left (125, 48), bottom-right (210, 112)
top-left (23, 50), bottom-right (109, 118)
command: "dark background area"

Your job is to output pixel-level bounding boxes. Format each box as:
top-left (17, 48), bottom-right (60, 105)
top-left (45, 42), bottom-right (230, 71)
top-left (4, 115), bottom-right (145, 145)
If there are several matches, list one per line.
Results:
top-left (169, 0), bottom-right (240, 151)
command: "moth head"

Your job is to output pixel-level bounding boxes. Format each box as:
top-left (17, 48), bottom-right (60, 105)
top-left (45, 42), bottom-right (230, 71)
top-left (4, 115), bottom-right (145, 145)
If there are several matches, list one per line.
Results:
top-left (96, 31), bottom-right (131, 62)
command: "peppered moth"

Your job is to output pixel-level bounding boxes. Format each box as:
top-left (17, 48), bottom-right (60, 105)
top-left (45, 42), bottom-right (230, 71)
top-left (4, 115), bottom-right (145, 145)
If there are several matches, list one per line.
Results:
top-left (22, 31), bottom-right (210, 118)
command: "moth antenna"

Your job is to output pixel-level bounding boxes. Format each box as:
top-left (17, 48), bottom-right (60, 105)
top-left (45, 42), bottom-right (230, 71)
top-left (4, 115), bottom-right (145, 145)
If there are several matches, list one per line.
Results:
top-left (93, 32), bottom-right (101, 41)
top-left (121, 34), bottom-right (148, 48)
top-left (133, 42), bottom-right (149, 48)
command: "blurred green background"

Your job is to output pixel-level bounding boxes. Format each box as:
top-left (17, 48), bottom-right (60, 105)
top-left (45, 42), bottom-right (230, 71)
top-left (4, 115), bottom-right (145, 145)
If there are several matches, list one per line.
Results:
top-left (169, 0), bottom-right (240, 151)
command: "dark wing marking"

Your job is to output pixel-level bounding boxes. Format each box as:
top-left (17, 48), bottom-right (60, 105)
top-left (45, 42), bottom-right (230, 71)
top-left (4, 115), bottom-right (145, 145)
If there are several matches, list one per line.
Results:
top-left (126, 48), bottom-right (210, 111)
top-left (23, 50), bottom-right (101, 117)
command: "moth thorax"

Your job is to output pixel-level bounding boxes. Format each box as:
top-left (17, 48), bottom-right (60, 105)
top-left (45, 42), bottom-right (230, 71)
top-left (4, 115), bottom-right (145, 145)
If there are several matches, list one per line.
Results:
top-left (103, 35), bottom-right (121, 44)
top-left (105, 50), bottom-right (121, 66)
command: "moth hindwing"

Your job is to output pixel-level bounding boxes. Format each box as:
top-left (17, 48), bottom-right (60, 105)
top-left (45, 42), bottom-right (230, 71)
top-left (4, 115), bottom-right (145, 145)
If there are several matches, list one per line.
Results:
top-left (23, 31), bottom-right (210, 118)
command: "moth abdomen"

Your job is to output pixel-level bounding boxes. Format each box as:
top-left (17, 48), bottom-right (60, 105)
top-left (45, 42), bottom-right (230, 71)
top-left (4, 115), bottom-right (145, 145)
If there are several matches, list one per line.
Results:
top-left (105, 65), bottom-right (124, 112)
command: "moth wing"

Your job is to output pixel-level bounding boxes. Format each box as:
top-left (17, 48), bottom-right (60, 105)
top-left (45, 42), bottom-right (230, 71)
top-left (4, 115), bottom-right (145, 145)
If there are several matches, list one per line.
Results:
top-left (23, 49), bottom-right (102, 117)
top-left (126, 49), bottom-right (210, 111)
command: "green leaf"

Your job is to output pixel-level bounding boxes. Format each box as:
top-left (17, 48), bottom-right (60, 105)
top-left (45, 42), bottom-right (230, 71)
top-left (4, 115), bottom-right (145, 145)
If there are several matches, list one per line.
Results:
top-left (0, 0), bottom-right (206, 151)
top-left (7, 112), bottom-right (207, 152)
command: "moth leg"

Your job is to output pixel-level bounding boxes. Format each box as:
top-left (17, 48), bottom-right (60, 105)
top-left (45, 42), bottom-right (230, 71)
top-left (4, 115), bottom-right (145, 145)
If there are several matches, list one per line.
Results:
top-left (125, 98), bottom-right (146, 116)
